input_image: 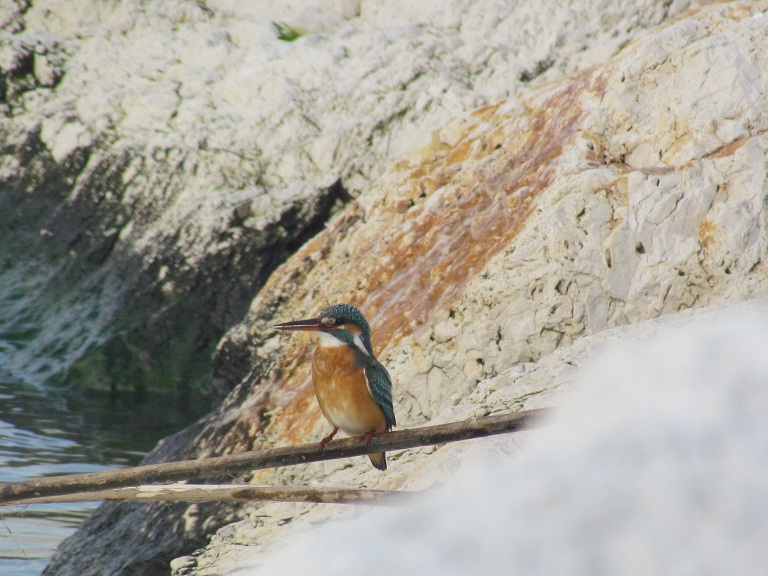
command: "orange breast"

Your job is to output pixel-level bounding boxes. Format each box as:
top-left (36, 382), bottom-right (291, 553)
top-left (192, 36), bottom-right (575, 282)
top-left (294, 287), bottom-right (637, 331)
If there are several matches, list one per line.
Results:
top-left (312, 345), bottom-right (387, 436)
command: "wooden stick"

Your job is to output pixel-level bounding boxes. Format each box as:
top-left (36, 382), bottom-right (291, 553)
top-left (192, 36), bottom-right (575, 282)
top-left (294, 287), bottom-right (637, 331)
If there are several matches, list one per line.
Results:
top-left (4, 484), bottom-right (409, 508)
top-left (0, 408), bottom-right (547, 507)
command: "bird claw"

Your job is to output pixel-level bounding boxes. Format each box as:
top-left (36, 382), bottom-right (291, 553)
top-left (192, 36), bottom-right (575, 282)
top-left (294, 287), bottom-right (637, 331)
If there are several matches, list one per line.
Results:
top-left (364, 429), bottom-right (376, 445)
top-left (319, 427), bottom-right (339, 450)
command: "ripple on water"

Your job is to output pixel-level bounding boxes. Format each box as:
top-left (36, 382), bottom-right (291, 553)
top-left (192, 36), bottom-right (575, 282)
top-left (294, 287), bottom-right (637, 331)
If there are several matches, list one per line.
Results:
top-left (0, 420), bottom-right (104, 574)
top-left (0, 374), bottom-right (209, 575)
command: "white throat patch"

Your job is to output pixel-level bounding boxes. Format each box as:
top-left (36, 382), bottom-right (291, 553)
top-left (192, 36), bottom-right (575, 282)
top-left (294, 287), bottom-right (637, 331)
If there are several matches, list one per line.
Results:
top-left (318, 331), bottom-right (344, 348)
top-left (316, 330), bottom-right (371, 357)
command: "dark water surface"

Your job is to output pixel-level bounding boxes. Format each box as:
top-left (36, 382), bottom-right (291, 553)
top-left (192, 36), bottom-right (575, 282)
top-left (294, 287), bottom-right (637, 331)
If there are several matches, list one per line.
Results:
top-left (0, 374), bottom-right (209, 575)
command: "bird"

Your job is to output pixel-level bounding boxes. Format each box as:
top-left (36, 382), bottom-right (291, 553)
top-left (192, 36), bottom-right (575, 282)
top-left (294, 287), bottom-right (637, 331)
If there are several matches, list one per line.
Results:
top-left (274, 303), bottom-right (396, 470)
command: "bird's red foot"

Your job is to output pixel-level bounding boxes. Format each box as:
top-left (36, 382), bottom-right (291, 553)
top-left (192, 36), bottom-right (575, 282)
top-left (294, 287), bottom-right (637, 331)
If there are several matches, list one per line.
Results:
top-left (319, 427), bottom-right (339, 450)
top-left (364, 429), bottom-right (376, 445)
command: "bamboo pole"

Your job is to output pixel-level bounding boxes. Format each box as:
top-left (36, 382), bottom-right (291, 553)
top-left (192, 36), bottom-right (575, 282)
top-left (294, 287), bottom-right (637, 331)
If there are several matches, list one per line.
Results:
top-left (0, 408), bottom-right (547, 507)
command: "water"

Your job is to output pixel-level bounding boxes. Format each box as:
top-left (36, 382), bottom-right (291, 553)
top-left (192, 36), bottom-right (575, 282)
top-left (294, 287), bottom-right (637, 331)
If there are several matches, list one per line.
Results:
top-left (0, 374), bottom-right (209, 575)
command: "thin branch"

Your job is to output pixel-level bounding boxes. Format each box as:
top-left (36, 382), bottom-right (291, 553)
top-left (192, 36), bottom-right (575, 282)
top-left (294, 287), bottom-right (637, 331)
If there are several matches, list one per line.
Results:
top-left (3, 484), bottom-right (409, 508)
top-left (0, 408), bottom-right (547, 507)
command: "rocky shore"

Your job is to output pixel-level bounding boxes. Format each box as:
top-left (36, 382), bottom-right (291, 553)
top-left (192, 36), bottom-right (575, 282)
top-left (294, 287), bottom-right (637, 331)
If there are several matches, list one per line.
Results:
top-left (3, 1), bottom-right (767, 574)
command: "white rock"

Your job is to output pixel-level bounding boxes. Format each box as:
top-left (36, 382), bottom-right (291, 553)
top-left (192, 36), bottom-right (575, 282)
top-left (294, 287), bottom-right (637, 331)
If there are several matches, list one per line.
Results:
top-left (257, 299), bottom-right (768, 576)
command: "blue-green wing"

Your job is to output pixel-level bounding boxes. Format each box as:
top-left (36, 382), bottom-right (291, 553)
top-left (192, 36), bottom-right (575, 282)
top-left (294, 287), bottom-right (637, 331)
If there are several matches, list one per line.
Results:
top-left (365, 361), bottom-right (396, 430)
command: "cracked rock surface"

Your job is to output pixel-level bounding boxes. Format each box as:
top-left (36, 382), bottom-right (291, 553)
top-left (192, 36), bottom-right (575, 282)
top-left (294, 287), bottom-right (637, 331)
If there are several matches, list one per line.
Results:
top-left (5, 0), bottom-right (661, 390)
top-left (30, 1), bottom-right (768, 575)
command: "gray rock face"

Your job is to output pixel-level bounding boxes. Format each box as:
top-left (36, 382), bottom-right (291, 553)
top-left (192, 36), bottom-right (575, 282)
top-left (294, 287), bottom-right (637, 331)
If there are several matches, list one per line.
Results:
top-left (0, 3), bottom-right (348, 392)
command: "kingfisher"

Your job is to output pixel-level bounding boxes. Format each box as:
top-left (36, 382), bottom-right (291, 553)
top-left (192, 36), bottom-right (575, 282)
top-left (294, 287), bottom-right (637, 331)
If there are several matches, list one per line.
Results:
top-left (274, 304), bottom-right (396, 470)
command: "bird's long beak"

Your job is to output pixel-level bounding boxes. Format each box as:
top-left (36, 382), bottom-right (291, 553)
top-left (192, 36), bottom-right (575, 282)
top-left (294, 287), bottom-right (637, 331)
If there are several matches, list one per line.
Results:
top-left (274, 317), bottom-right (324, 332)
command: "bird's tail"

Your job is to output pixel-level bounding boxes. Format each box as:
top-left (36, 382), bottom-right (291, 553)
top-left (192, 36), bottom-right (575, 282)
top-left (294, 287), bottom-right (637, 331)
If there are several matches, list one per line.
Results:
top-left (368, 452), bottom-right (387, 471)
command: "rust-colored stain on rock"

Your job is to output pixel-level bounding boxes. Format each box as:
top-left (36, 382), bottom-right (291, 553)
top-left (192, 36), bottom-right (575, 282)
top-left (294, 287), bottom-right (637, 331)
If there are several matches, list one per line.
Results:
top-left (698, 218), bottom-right (719, 250)
top-left (239, 72), bottom-right (600, 446)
